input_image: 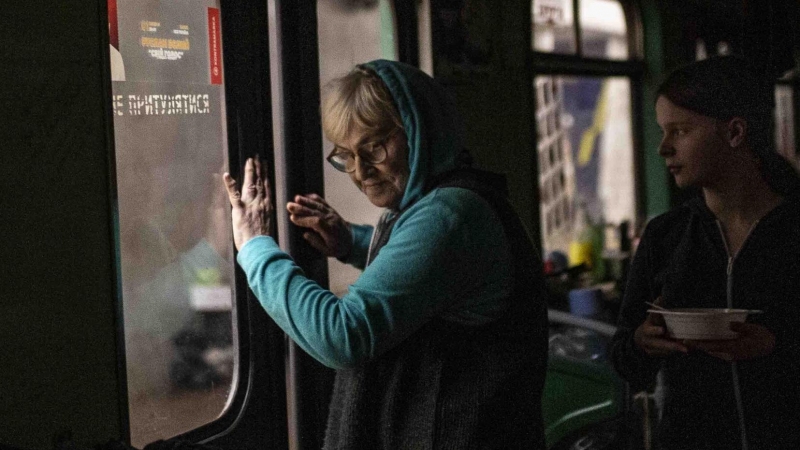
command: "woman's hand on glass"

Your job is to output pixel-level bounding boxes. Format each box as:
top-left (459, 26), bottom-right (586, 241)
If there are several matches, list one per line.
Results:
top-left (223, 157), bottom-right (272, 251)
top-left (286, 194), bottom-right (352, 259)
top-left (634, 297), bottom-right (689, 357)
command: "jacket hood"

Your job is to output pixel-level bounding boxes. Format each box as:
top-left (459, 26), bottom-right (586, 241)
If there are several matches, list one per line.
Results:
top-left (364, 59), bottom-right (465, 211)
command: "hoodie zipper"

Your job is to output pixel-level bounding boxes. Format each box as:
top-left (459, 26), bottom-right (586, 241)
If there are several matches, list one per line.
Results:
top-left (715, 220), bottom-right (760, 450)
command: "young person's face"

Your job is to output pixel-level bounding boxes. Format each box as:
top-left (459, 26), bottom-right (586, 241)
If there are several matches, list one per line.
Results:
top-left (339, 128), bottom-right (410, 209)
top-left (655, 96), bottom-right (733, 189)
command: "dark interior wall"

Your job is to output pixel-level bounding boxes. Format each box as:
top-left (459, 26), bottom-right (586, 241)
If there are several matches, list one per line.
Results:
top-left (655, 0), bottom-right (798, 79)
top-left (651, 0), bottom-right (800, 208)
top-left (0, 1), bottom-right (123, 448)
top-left (431, 0), bottom-right (539, 239)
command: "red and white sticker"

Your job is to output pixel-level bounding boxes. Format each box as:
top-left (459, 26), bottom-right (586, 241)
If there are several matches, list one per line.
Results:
top-left (208, 8), bottom-right (222, 85)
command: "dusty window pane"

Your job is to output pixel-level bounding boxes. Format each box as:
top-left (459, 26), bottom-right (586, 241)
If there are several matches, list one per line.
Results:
top-left (532, 0), bottom-right (576, 54)
top-left (317, 0), bottom-right (399, 296)
top-left (535, 75), bottom-right (635, 256)
top-left (579, 0), bottom-right (628, 60)
top-left (109, 0), bottom-right (236, 446)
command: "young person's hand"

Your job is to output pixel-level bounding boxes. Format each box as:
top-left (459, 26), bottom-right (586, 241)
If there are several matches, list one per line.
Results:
top-left (287, 194), bottom-right (352, 259)
top-left (634, 297), bottom-right (689, 356)
top-left (683, 322), bottom-right (776, 361)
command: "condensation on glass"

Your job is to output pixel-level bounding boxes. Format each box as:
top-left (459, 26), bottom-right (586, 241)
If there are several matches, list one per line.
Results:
top-left (317, 0), bottom-right (399, 296)
top-left (534, 75), bottom-right (634, 255)
top-left (108, 0), bottom-right (236, 446)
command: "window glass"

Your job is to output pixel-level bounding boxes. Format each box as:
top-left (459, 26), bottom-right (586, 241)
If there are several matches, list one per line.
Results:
top-left (535, 75), bottom-right (635, 260)
top-left (532, 0), bottom-right (576, 54)
top-left (108, 0), bottom-right (236, 446)
top-left (418, 0), bottom-right (434, 76)
top-left (775, 84), bottom-right (798, 169)
top-left (317, 0), bottom-right (399, 296)
top-left (579, 0), bottom-right (628, 60)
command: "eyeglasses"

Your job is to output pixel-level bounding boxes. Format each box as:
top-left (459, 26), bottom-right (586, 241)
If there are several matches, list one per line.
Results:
top-left (326, 129), bottom-right (400, 173)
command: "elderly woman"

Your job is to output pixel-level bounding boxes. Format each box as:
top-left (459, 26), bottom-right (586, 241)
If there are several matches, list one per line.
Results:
top-left (223, 60), bottom-right (548, 448)
top-left (610, 56), bottom-right (800, 450)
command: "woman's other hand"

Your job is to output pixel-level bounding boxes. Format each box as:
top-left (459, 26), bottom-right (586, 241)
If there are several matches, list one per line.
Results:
top-left (683, 322), bottom-right (776, 361)
top-left (287, 194), bottom-right (352, 259)
top-left (634, 297), bottom-right (689, 356)
top-left (223, 157), bottom-right (272, 251)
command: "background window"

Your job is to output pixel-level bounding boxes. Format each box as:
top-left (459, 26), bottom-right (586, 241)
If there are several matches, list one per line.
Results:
top-left (317, 0), bottom-right (399, 296)
top-left (531, 0), bottom-right (638, 272)
top-left (579, 0), bottom-right (628, 60)
top-left (532, 0), bottom-right (577, 54)
top-left (533, 0), bottom-right (628, 60)
top-left (109, 0), bottom-right (236, 446)
top-left (535, 76), bottom-right (635, 255)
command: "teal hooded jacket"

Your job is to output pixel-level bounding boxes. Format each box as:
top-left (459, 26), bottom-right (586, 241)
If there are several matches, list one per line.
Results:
top-left (237, 60), bottom-right (513, 369)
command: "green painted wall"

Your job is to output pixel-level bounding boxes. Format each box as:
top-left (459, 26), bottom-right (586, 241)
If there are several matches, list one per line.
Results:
top-left (640, 0), bottom-right (671, 219)
top-left (0, 1), bottom-right (124, 448)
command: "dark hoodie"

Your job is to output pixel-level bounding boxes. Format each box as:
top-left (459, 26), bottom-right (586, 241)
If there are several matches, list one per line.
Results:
top-left (610, 194), bottom-right (800, 450)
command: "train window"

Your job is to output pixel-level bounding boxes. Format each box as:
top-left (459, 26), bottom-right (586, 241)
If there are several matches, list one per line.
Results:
top-left (535, 75), bottom-right (635, 255)
top-left (317, 0), bottom-right (399, 296)
top-left (108, 0), bottom-right (236, 446)
top-left (533, 0), bottom-right (629, 60)
top-left (578, 0), bottom-right (628, 60)
top-left (531, 0), bottom-right (641, 260)
top-left (532, 0), bottom-right (577, 54)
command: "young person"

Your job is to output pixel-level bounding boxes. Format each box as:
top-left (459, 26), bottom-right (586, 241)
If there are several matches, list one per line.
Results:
top-left (610, 56), bottom-right (800, 450)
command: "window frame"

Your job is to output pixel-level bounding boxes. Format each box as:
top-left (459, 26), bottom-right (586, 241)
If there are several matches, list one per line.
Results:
top-left (530, 0), bottom-right (647, 244)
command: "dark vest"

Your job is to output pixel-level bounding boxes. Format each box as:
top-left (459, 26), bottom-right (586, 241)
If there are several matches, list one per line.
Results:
top-left (323, 169), bottom-right (549, 450)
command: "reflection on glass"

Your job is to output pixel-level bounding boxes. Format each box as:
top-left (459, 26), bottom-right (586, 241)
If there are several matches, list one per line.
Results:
top-left (532, 0), bottom-right (576, 54)
top-left (579, 0), bottom-right (628, 60)
top-left (108, 0), bottom-right (236, 446)
top-left (317, 0), bottom-right (398, 296)
top-left (535, 75), bottom-right (634, 257)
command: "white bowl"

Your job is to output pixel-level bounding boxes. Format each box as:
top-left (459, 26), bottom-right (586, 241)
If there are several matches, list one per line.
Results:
top-left (648, 308), bottom-right (762, 340)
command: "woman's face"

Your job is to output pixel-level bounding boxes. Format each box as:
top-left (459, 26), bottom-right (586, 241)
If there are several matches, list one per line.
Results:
top-left (340, 128), bottom-right (410, 209)
top-left (655, 96), bottom-right (732, 189)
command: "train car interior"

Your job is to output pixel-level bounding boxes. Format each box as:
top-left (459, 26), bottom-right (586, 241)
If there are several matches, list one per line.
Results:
top-left (3, 0), bottom-right (799, 449)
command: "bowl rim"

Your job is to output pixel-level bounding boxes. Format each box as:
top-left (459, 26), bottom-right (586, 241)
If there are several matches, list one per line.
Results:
top-left (647, 308), bottom-right (763, 316)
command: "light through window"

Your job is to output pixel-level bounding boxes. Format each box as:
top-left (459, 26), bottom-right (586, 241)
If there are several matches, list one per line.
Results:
top-left (579, 0), bottom-right (628, 60)
top-left (532, 0), bottom-right (638, 275)
top-left (532, 0), bottom-right (576, 54)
